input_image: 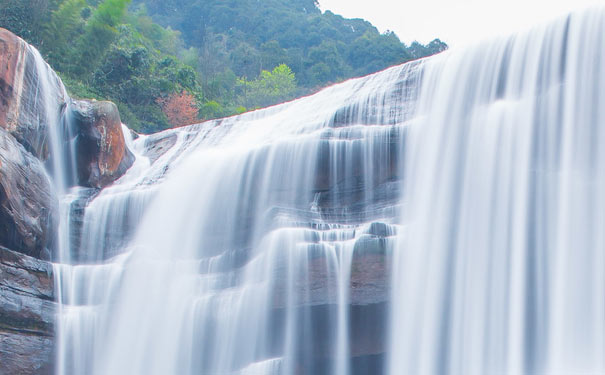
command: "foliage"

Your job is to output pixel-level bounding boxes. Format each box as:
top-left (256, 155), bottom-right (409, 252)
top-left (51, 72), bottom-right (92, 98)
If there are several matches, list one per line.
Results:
top-left (157, 91), bottom-right (199, 127)
top-left (0, 0), bottom-right (56, 46)
top-left (43, 0), bottom-right (87, 74)
top-left (0, 0), bottom-right (447, 133)
top-left (115, 101), bottom-right (143, 132)
top-left (73, 0), bottom-right (131, 76)
top-left (199, 101), bottom-right (225, 120)
top-left (133, 0), bottom-right (447, 90)
top-left (348, 31), bottom-right (412, 76)
top-left (238, 64), bottom-right (297, 109)
top-left (59, 74), bottom-right (104, 100)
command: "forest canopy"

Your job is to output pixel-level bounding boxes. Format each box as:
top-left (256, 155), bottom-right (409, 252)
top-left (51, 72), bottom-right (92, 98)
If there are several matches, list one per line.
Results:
top-left (0, 0), bottom-right (447, 132)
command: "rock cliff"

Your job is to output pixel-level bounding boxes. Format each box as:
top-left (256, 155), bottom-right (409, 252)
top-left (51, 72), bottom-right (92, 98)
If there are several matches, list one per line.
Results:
top-left (0, 246), bottom-right (56, 375)
top-left (0, 28), bottom-right (66, 160)
top-left (0, 28), bottom-right (135, 374)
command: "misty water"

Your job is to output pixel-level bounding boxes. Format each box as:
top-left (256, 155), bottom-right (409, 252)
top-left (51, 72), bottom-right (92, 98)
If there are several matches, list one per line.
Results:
top-left (41, 6), bottom-right (605, 375)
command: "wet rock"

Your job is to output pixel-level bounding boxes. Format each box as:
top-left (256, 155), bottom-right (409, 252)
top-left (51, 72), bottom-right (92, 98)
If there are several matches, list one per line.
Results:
top-left (350, 252), bottom-right (391, 306)
top-left (352, 235), bottom-right (390, 256)
top-left (262, 302), bottom-right (388, 375)
top-left (271, 238), bottom-right (391, 309)
top-left (0, 246), bottom-right (56, 375)
top-left (67, 186), bottom-right (146, 263)
top-left (0, 245), bottom-right (54, 301)
top-left (65, 187), bottom-right (99, 262)
top-left (0, 332), bottom-right (54, 375)
top-left (129, 129), bottom-right (140, 140)
top-left (144, 132), bottom-right (177, 164)
top-left (0, 127), bottom-right (57, 258)
top-left (0, 28), bottom-right (67, 159)
top-left (70, 99), bottom-right (134, 188)
top-left (365, 222), bottom-right (397, 237)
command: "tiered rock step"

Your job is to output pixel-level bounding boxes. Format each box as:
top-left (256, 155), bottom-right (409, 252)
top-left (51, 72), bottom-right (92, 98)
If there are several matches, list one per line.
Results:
top-left (0, 246), bottom-right (56, 375)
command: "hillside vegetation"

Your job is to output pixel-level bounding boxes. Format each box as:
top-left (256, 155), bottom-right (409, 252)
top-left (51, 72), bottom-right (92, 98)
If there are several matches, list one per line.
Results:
top-left (0, 0), bottom-right (446, 132)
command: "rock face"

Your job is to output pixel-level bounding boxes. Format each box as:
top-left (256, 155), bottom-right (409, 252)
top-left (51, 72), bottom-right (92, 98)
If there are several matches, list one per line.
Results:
top-left (0, 28), bottom-right (67, 160)
top-left (0, 28), bottom-right (137, 374)
top-left (0, 127), bottom-right (57, 258)
top-left (70, 100), bottom-right (135, 188)
top-left (0, 30), bottom-right (61, 375)
top-left (143, 132), bottom-right (177, 164)
top-left (0, 245), bottom-right (56, 375)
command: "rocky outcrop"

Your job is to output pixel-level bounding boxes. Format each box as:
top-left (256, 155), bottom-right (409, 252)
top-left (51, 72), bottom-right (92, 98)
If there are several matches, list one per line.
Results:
top-left (0, 28), bottom-right (67, 160)
top-left (69, 100), bottom-right (135, 188)
top-left (0, 245), bottom-right (56, 375)
top-left (0, 127), bottom-right (57, 258)
top-left (0, 29), bottom-right (63, 375)
top-left (0, 29), bottom-right (136, 260)
top-left (0, 28), bottom-right (137, 374)
top-left (144, 132), bottom-right (177, 164)
top-left (0, 28), bottom-right (134, 189)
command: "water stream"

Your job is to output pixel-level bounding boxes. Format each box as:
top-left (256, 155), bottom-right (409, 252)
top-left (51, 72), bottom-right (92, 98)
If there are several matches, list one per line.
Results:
top-left (42, 6), bottom-right (605, 375)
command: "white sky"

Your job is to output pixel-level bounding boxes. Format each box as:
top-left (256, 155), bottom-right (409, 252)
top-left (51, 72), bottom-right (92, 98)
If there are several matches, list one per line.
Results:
top-left (319, 0), bottom-right (604, 48)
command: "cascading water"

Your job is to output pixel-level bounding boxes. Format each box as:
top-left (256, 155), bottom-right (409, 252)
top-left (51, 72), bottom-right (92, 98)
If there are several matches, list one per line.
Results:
top-left (54, 62), bottom-right (415, 374)
top-left (390, 7), bottom-right (605, 375)
top-left (49, 6), bottom-right (605, 375)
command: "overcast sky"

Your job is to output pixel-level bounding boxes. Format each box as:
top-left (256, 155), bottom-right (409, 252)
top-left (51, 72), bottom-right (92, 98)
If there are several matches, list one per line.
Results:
top-left (318, 0), bottom-right (603, 48)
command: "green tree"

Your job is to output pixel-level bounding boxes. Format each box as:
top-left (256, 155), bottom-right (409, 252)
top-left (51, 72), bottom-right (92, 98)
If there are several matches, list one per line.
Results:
top-left (0, 0), bottom-right (447, 133)
top-left (260, 40), bottom-right (289, 72)
top-left (74, 0), bottom-right (131, 76)
top-left (348, 31), bottom-right (411, 76)
top-left (43, 0), bottom-right (87, 73)
top-left (239, 64), bottom-right (297, 108)
top-left (408, 39), bottom-right (448, 59)
top-left (200, 100), bottom-right (225, 120)
top-left (305, 40), bottom-right (349, 85)
top-left (230, 42), bottom-right (262, 79)
top-left (0, 0), bottom-right (55, 46)
top-left (130, 0), bottom-right (446, 98)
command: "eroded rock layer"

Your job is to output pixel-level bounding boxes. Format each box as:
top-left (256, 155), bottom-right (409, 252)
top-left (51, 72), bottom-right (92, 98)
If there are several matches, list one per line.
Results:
top-left (0, 127), bottom-right (57, 258)
top-left (0, 246), bottom-right (55, 375)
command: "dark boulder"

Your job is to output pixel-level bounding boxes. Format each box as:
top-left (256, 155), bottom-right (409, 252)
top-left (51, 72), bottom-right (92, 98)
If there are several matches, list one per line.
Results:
top-left (0, 127), bottom-right (57, 258)
top-left (70, 99), bottom-right (134, 188)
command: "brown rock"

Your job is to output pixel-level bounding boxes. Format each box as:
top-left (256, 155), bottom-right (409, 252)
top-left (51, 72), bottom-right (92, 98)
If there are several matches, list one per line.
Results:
top-left (0, 245), bottom-right (56, 375)
top-left (70, 99), bottom-right (134, 188)
top-left (0, 28), bottom-right (67, 160)
top-left (0, 127), bottom-right (57, 258)
top-left (0, 29), bottom-right (22, 127)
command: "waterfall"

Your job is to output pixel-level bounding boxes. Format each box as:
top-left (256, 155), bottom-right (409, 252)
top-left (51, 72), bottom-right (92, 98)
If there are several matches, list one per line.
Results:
top-left (390, 7), bottom-right (605, 375)
top-left (54, 61), bottom-right (416, 374)
top-left (50, 6), bottom-right (605, 375)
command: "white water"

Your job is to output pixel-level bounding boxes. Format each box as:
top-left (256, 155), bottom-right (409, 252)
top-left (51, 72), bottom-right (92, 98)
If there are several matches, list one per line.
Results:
top-left (46, 6), bottom-right (605, 375)
top-left (54, 62), bottom-right (413, 374)
top-left (390, 7), bottom-right (605, 375)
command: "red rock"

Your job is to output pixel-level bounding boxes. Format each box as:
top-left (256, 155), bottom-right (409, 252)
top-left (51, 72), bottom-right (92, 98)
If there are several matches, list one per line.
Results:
top-left (0, 28), bottom-right (67, 160)
top-left (70, 100), bottom-right (135, 188)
